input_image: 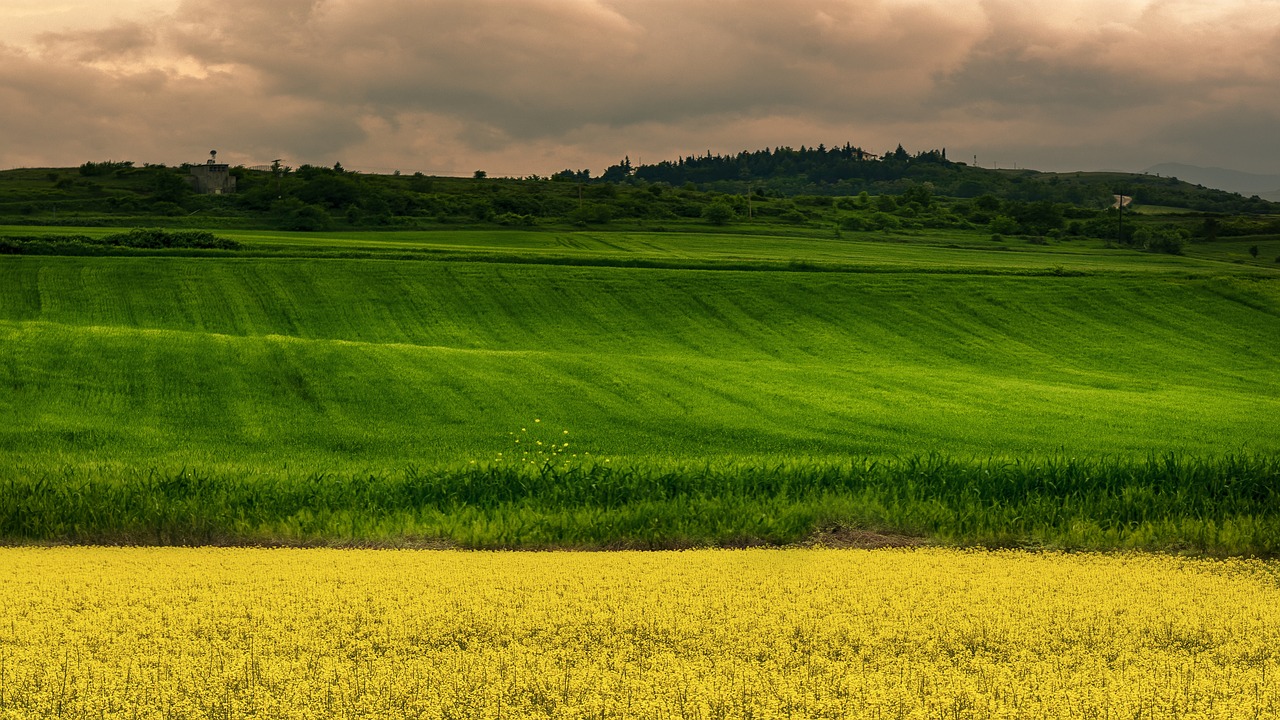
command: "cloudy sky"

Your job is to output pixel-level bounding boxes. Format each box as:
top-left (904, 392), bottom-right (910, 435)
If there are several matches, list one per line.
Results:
top-left (2, 0), bottom-right (1278, 176)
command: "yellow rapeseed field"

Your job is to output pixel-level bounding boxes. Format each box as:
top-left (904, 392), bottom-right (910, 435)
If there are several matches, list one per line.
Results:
top-left (1, 547), bottom-right (1277, 719)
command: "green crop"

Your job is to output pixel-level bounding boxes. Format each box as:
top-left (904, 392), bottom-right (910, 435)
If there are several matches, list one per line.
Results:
top-left (2, 227), bottom-right (1278, 551)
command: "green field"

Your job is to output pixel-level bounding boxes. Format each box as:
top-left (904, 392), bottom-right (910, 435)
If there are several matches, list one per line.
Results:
top-left (3, 226), bottom-right (1279, 551)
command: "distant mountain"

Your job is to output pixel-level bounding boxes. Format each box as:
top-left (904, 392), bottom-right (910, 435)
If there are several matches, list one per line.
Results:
top-left (1145, 163), bottom-right (1280, 201)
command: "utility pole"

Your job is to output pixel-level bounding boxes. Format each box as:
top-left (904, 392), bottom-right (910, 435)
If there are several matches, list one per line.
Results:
top-left (1118, 192), bottom-right (1124, 243)
top-left (272, 159), bottom-right (283, 198)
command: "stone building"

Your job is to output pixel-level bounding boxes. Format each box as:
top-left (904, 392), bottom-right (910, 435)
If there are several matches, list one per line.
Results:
top-left (188, 151), bottom-right (237, 194)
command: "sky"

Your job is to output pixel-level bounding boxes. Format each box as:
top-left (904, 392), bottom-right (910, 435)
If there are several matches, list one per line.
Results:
top-left (2, 0), bottom-right (1278, 177)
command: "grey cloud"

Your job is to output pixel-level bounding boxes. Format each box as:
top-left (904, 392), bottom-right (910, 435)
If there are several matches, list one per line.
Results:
top-left (159, 0), bottom-right (986, 136)
top-left (0, 40), bottom-right (363, 168)
top-left (1150, 107), bottom-right (1280, 176)
top-left (931, 51), bottom-right (1170, 116)
top-left (2, 0), bottom-right (1279, 175)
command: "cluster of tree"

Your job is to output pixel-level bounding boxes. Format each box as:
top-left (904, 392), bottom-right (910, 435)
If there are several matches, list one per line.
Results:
top-left (77, 160), bottom-right (137, 177)
top-left (562, 145), bottom-right (1276, 215)
top-left (630, 144), bottom-right (926, 187)
top-left (1199, 215), bottom-right (1280, 239)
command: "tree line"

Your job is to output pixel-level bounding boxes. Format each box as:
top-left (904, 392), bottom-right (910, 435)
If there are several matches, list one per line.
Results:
top-left (0, 146), bottom-right (1275, 241)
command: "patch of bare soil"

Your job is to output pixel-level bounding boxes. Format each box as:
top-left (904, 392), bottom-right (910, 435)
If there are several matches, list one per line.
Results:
top-left (796, 526), bottom-right (928, 549)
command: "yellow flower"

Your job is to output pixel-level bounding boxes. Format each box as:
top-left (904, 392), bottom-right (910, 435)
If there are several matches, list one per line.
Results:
top-left (1, 548), bottom-right (1275, 719)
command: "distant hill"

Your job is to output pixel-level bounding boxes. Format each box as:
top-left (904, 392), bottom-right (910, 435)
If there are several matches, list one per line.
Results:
top-left (1, 150), bottom-right (1277, 233)
top-left (1145, 163), bottom-right (1280, 202)
top-left (608, 147), bottom-right (1279, 213)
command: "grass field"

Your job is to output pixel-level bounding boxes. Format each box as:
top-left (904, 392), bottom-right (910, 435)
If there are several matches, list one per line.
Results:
top-left (2, 225), bottom-right (1279, 550)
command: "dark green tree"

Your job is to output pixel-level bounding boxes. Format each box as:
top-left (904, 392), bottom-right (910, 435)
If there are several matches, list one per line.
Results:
top-left (701, 201), bottom-right (735, 226)
top-left (900, 182), bottom-right (934, 208)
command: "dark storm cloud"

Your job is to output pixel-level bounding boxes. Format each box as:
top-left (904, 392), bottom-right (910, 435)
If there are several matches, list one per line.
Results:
top-left (2, 0), bottom-right (1278, 174)
top-left (1154, 107), bottom-right (1280, 170)
top-left (148, 0), bottom-right (989, 162)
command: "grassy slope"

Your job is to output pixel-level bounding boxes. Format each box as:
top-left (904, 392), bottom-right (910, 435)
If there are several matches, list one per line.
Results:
top-left (2, 227), bottom-right (1279, 549)
top-left (2, 223), bottom-right (1256, 272)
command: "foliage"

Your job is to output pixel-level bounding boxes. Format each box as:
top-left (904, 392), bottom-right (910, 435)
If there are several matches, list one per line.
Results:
top-left (1133, 224), bottom-right (1189, 255)
top-left (272, 197), bottom-right (332, 231)
top-left (700, 200), bottom-right (735, 225)
top-left (3, 146), bottom-right (1277, 236)
top-left (78, 160), bottom-right (135, 177)
top-left (4, 456), bottom-right (1280, 553)
top-left (0, 229), bottom-right (240, 254)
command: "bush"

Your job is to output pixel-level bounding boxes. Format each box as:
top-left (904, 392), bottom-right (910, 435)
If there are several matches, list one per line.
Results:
top-left (273, 198), bottom-right (332, 231)
top-left (568, 204), bottom-right (613, 225)
top-left (78, 160), bottom-right (133, 177)
top-left (0, 230), bottom-right (241, 253)
top-left (870, 213), bottom-right (902, 231)
top-left (99, 228), bottom-right (241, 250)
top-left (701, 201), bottom-right (735, 226)
top-left (840, 215), bottom-right (872, 231)
top-left (149, 202), bottom-right (185, 216)
top-left (989, 215), bottom-right (1021, 235)
top-left (1133, 225), bottom-right (1188, 255)
top-left (495, 212), bottom-right (536, 227)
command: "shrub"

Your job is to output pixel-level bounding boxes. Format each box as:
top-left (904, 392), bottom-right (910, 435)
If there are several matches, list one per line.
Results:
top-left (989, 215), bottom-right (1021, 235)
top-left (0, 230), bottom-right (241, 253)
top-left (78, 160), bottom-right (133, 177)
top-left (1133, 225), bottom-right (1188, 255)
top-left (150, 202), bottom-right (185, 216)
top-left (568, 204), bottom-right (613, 225)
top-left (840, 215), bottom-right (872, 231)
top-left (99, 228), bottom-right (241, 250)
top-left (870, 213), bottom-right (902, 231)
top-left (701, 201), bottom-right (735, 226)
top-left (495, 212), bottom-right (536, 227)
top-left (875, 195), bottom-right (898, 212)
top-left (273, 198), bottom-right (333, 231)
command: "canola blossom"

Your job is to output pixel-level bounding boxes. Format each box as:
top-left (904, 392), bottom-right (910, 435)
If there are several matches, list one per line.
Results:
top-left (1, 547), bottom-right (1278, 719)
